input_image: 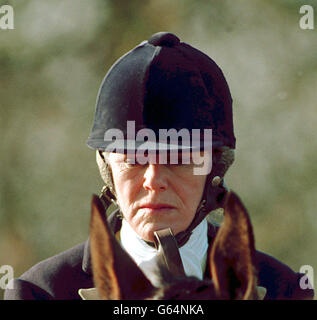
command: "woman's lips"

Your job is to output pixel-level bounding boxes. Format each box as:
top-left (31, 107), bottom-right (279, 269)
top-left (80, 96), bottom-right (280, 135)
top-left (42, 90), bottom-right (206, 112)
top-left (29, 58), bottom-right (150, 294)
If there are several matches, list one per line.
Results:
top-left (139, 204), bottom-right (175, 214)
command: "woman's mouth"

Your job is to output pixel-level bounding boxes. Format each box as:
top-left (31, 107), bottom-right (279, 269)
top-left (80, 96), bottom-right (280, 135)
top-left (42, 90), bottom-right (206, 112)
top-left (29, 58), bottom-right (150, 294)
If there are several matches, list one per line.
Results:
top-left (139, 203), bottom-right (175, 214)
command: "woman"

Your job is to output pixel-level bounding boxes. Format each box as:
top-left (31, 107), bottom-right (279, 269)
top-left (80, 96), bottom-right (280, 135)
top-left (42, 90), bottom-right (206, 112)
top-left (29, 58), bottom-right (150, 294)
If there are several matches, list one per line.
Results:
top-left (5, 32), bottom-right (313, 300)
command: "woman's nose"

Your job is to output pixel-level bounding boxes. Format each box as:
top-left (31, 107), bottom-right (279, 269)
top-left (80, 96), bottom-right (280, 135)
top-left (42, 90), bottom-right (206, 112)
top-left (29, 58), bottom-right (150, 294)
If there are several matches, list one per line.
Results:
top-left (142, 164), bottom-right (168, 191)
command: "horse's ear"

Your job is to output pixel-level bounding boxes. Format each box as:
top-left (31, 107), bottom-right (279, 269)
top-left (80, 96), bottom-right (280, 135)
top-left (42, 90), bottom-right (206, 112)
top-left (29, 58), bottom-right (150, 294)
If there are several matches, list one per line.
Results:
top-left (209, 191), bottom-right (258, 300)
top-left (90, 195), bottom-right (155, 299)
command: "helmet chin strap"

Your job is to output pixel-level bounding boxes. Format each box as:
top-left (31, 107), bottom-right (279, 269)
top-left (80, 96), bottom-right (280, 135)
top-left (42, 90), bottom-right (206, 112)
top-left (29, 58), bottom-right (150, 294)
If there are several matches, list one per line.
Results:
top-left (174, 147), bottom-right (235, 246)
top-left (173, 174), bottom-right (228, 247)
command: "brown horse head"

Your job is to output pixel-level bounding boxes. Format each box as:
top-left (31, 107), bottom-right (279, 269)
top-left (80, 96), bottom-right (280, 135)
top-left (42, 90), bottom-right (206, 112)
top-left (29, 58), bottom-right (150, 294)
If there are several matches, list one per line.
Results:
top-left (89, 191), bottom-right (260, 300)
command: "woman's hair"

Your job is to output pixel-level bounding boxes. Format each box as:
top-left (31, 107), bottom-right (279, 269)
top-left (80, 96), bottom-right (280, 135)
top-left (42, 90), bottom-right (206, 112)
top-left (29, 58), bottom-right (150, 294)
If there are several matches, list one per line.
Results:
top-left (96, 150), bottom-right (116, 197)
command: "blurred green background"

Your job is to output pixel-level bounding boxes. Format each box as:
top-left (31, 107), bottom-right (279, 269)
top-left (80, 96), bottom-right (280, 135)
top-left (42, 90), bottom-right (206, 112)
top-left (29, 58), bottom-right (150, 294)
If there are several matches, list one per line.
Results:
top-left (0, 0), bottom-right (316, 299)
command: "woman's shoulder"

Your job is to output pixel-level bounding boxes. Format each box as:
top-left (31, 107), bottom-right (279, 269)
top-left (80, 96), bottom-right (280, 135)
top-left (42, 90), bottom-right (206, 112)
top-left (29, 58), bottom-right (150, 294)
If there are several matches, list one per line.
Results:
top-left (4, 241), bottom-right (93, 300)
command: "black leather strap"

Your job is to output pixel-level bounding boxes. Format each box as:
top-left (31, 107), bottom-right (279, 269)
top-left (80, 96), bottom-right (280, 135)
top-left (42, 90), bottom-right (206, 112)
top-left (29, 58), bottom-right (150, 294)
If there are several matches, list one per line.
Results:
top-left (174, 179), bottom-right (227, 247)
top-left (154, 228), bottom-right (185, 276)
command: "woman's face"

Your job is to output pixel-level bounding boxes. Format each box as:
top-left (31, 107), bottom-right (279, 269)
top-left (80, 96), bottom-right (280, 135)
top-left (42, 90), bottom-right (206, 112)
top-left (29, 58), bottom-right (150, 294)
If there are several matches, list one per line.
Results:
top-left (106, 152), bottom-right (211, 242)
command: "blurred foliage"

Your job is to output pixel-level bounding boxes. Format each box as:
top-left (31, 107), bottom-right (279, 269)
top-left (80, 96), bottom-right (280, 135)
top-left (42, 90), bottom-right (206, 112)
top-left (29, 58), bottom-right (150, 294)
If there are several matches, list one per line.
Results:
top-left (0, 0), bottom-right (316, 299)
